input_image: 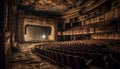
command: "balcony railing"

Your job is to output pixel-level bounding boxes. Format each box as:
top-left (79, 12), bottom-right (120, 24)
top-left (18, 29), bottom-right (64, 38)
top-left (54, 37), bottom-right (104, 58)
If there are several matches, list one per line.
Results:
top-left (83, 0), bottom-right (106, 13)
top-left (80, 7), bottom-right (120, 26)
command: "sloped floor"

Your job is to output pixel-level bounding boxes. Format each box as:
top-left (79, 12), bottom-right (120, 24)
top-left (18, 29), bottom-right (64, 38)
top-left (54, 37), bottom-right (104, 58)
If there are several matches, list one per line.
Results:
top-left (11, 43), bottom-right (70, 69)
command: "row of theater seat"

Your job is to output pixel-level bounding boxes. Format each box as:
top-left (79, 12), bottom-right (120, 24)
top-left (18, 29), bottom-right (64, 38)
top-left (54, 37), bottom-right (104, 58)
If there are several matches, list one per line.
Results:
top-left (33, 40), bottom-right (120, 69)
top-left (34, 48), bottom-right (88, 69)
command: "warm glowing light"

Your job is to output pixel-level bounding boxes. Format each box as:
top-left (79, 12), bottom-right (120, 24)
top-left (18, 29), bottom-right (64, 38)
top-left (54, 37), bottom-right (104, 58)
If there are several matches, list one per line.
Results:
top-left (24, 35), bottom-right (27, 37)
top-left (42, 35), bottom-right (46, 38)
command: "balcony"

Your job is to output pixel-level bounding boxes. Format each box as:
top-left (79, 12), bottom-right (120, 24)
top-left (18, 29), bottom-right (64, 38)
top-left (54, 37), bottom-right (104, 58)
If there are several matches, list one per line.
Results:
top-left (83, 0), bottom-right (106, 13)
top-left (80, 7), bottom-right (120, 26)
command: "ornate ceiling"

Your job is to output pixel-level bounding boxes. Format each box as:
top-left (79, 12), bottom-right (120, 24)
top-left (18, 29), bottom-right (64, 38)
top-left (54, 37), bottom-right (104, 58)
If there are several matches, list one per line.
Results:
top-left (18, 0), bottom-right (85, 12)
top-left (18, 0), bottom-right (102, 19)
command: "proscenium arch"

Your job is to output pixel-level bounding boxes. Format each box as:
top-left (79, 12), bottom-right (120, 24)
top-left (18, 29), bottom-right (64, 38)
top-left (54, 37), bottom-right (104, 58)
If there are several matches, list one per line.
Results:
top-left (16, 15), bottom-right (57, 42)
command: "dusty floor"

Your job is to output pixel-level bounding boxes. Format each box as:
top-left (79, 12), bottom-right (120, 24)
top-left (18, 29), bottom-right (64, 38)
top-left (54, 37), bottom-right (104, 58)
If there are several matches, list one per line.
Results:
top-left (11, 43), bottom-right (70, 69)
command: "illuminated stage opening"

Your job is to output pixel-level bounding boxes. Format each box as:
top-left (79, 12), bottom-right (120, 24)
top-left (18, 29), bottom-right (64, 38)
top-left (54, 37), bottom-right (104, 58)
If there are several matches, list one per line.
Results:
top-left (24, 25), bottom-right (52, 41)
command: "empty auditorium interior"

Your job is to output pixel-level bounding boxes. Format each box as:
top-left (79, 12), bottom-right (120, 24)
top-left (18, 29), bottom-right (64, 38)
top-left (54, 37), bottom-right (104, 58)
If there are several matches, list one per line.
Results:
top-left (1, 0), bottom-right (120, 69)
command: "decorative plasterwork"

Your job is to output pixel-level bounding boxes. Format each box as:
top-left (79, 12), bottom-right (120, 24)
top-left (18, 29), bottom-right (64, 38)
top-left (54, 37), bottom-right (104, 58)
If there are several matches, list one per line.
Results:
top-left (18, 0), bottom-right (84, 12)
